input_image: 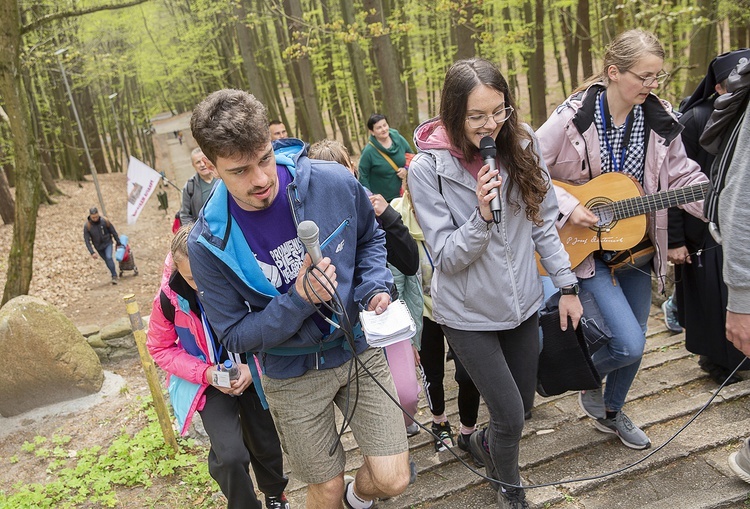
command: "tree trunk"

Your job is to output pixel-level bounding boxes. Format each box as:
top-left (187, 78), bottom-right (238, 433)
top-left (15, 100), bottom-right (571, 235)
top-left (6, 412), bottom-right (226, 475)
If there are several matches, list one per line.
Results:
top-left (548, 1), bottom-right (567, 99)
top-left (682, 0), bottom-right (718, 99)
top-left (76, 84), bottom-right (108, 174)
top-left (532, 0), bottom-right (547, 126)
top-left (320, 0), bottom-right (354, 153)
top-left (578, 0), bottom-right (593, 79)
top-left (396, 4), bottom-right (419, 131)
top-left (452, 1), bottom-right (475, 61)
top-left (283, 0), bottom-right (327, 142)
top-left (272, 8), bottom-right (310, 139)
top-left (560, 6), bottom-right (579, 89)
top-left (502, 5), bottom-right (520, 98)
top-left (0, 0), bottom-right (41, 304)
top-left (235, 0), bottom-right (267, 106)
top-left (363, 0), bottom-right (410, 138)
top-left (340, 0), bottom-right (374, 127)
top-left (0, 146), bottom-right (14, 224)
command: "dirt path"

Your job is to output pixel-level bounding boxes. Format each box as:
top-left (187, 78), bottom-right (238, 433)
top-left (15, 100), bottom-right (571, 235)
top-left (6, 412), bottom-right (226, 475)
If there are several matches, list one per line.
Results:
top-left (0, 113), bottom-right (194, 328)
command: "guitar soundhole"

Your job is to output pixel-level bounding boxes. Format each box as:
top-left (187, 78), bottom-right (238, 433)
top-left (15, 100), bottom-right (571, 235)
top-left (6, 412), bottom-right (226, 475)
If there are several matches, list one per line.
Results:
top-left (587, 198), bottom-right (616, 232)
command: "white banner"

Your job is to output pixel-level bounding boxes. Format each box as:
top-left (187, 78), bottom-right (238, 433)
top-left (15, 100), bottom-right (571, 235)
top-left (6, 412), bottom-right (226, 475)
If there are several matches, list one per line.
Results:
top-left (126, 156), bottom-right (161, 225)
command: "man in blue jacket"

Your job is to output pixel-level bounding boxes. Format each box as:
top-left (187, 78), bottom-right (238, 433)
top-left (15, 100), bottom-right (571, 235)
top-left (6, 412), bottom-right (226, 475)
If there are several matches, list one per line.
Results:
top-left (187, 89), bottom-right (410, 509)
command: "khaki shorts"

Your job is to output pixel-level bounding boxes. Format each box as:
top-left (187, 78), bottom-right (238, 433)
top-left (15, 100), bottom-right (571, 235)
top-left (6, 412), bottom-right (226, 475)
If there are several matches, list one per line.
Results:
top-left (262, 347), bottom-right (408, 484)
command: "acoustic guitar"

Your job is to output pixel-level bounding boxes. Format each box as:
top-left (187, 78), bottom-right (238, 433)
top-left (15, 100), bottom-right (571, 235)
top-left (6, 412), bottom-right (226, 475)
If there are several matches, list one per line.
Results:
top-left (539, 172), bottom-right (709, 273)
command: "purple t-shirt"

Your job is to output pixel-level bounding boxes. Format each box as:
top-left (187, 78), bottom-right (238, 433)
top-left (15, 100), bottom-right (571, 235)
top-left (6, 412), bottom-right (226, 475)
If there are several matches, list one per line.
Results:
top-left (229, 165), bottom-right (301, 294)
top-left (229, 165), bottom-right (330, 332)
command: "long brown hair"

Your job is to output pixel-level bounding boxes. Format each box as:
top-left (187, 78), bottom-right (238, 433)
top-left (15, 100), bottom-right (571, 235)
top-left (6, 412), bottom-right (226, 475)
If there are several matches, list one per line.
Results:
top-left (440, 58), bottom-right (548, 225)
top-left (575, 29), bottom-right (665, 94)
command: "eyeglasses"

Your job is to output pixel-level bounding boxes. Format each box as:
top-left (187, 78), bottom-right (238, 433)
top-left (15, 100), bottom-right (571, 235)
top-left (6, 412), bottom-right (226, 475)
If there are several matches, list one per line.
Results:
top-left (623, 69), bottom-right (670, 87)
top-left (465, 106), bottom-right (515, 129)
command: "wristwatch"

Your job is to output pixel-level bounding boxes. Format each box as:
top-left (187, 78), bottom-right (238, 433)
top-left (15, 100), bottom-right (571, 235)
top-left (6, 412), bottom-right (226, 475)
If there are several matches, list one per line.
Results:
top-left (560, 284), bottom-right (580, 296)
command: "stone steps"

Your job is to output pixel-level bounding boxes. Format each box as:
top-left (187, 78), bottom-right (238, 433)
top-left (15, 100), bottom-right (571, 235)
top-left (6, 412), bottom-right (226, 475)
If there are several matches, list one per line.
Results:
top-left (284, 307), bottom-right (750, 508)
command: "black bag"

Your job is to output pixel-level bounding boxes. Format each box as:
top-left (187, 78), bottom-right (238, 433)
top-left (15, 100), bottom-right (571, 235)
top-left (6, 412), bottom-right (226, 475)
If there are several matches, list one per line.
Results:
top-left (544, 289), bottom-right (612, 352)
top-left (537, 304), bottom-right (601, 397)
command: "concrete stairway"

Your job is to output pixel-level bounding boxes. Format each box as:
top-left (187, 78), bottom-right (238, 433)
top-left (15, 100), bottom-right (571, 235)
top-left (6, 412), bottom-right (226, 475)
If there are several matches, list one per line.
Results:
top-left (284, 307), bottom-right (750, 508)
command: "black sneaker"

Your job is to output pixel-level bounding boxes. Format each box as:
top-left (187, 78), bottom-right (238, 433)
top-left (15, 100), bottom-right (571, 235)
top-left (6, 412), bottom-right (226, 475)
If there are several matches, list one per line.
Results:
top-left (266, 493), bottom-right (290, 509)
top-left (498, 486), bottom-right (529, 509)
top-left (111, 276), bottom-right (118, 285)
top-left (458, 432), bottom-right (483, 467)
top-left (469, 428), bottom-right (499, 491)
top-left (431, 421), bottom-right (454, 452)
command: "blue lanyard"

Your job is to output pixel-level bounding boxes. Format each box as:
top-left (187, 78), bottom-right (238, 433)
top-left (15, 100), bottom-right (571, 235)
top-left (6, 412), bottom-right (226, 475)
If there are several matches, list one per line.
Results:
top-left (421, 241), bottom-right (434, 270)
top-left (599, 92), bottom-right (632, 174)
top-left (197, 297), bottom-right (224, 362)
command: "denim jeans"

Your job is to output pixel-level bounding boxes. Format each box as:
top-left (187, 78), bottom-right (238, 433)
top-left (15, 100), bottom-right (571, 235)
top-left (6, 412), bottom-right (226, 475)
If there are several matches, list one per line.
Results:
top-left (442, 314), bottom-right (539, 486)
top-left (97, 243), bottom-right (117, 278)
top-left (579, 257), bottom-right (651, 412)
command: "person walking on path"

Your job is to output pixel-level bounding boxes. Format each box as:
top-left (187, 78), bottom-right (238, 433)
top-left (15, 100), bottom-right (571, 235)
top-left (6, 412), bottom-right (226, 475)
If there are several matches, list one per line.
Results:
top-left (187, 90), bottom-right (410, 509)
top-left (148, 225), bottom-right (291, 509)
top-left (358, 113), bottom-right (414, 201)
top-left (83, 206), bottom-right (121, 285)
top-left (408, 58), bottom-right (582, 508)
top-left (667, 49), bottom-right (750, 385)
top-left (537, 29), bottom-right (708, 450)
top-left (390, 183), bottom-right (482, 455)
top-left (179, 148), bottom-right (219, 225)
top-left (685, 55), bottom-right (750, 482)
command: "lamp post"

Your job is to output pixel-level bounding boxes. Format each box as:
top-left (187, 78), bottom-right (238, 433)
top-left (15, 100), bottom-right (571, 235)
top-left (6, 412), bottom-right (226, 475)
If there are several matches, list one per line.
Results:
top-left (107, 92), bottom-right (128, 167)
top-left (55, 48), bottom-right (106, 216)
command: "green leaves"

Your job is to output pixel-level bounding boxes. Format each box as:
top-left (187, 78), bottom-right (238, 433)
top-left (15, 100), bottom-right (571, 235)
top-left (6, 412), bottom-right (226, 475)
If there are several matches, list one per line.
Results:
top-left (0, 403), bottom-right (218, 508)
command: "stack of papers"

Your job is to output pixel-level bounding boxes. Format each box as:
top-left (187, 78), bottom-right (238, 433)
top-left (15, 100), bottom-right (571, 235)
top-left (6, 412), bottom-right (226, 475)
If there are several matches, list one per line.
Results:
top-left (359, 299), bottom-right (416, 347)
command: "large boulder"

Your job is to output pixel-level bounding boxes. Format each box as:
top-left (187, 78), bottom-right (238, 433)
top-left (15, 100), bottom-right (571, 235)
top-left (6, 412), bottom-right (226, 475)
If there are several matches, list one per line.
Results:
top-left (0, 295), bottom-right (104, 417)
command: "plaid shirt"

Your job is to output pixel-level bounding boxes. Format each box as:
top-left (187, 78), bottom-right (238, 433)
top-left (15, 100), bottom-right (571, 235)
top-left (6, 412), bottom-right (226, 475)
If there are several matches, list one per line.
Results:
top-left (594, 89), bottom-right (646, 183)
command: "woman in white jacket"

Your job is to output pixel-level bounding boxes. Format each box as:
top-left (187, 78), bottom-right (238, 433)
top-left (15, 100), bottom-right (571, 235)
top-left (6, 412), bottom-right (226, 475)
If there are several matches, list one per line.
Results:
top-left (408, 58), bottom-right (582, 509)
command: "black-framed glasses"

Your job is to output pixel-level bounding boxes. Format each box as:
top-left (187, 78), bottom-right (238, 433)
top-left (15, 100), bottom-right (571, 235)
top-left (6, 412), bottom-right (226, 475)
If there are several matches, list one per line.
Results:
top-left (465, 106), bottom-right (515, 129)
top-left (623, 69), bottom-right (670, 87)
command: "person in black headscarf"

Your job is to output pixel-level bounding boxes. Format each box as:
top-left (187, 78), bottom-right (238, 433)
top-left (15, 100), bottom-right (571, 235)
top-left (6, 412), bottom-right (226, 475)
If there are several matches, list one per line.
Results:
top-left (667, 49), bottom-right (750, 385)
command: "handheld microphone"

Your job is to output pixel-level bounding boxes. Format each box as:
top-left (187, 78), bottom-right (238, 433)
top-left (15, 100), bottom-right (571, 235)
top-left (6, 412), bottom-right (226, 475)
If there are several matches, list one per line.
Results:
top-left (297, 220), bottom-right (323, 266)
top-left (479, 136), bottom-right (502, 224)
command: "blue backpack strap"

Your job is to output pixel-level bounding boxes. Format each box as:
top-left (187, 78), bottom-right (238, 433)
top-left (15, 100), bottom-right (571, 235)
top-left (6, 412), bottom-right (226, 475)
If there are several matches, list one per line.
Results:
top-left (247, 355), bottom-right (268, 410)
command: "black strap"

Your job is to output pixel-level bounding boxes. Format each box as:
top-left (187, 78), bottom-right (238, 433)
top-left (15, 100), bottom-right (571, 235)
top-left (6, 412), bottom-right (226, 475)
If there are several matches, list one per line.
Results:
top-left (160, 290), bottom-right (175, 323)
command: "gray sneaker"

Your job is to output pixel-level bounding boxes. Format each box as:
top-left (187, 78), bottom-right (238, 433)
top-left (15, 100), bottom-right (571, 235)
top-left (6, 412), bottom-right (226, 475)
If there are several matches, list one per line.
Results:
top-left (729, 437), bottom-right (750, 484)
top-left (469, 428), bottom-right (499, 491)
top-left (661, 297), bottom-right (683, 333)
top-left (579, 388), bottom-right (605, 420)
top-left (594, 411), bottom-right (651, 450)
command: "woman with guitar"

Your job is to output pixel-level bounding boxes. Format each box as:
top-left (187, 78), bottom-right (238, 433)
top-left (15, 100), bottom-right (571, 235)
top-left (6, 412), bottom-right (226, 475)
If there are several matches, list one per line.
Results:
top-left (408, 58), bottom-right (582, 508)
top-left (537, 29), bottom-right (709, 450)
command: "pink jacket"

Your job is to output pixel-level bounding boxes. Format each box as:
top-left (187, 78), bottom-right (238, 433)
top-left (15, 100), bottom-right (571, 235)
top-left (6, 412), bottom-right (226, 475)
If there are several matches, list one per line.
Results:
top-left (536, 85), bottom-right (708, 289)
top-left (146, 255), bottom-right (211, 435)
top-left (147, 255), bottom-right (264, 435)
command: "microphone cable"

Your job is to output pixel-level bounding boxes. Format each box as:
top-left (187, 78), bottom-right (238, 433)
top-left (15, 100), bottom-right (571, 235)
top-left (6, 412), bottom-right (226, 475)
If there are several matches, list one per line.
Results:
top-left (297, 260), bottom-right (748, 492)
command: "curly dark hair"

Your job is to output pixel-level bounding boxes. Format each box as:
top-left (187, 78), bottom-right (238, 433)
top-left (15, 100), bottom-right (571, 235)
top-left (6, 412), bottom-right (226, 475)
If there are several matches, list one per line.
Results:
top-left (440, 58), bottom-right (549, 225)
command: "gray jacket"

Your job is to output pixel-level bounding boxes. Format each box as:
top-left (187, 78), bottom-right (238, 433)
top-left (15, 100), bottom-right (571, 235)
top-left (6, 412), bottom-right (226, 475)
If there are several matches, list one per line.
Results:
top-left (179, 174), bottom-right (218, 225)
top-left (407, 124), bottom-right (577, 331)
top-left (720, 101), bottom-right (750, 314)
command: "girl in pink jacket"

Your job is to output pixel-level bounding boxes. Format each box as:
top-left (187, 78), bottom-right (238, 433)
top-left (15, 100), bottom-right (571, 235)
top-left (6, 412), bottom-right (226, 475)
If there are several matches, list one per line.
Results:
top-left (147, 225), bottom-right (290, 509)
top-left (536, 29), bottom-right (708, 451)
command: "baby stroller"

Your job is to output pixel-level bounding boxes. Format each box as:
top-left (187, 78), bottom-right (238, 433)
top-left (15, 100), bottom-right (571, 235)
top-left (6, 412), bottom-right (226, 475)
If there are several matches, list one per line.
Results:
top-left (115, 235), bottom-right (139, 278)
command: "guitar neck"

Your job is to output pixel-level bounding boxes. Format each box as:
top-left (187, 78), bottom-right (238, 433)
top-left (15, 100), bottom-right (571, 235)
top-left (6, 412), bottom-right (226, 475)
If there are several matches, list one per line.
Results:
top-left (610, 182), bottom-right (709, 220)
